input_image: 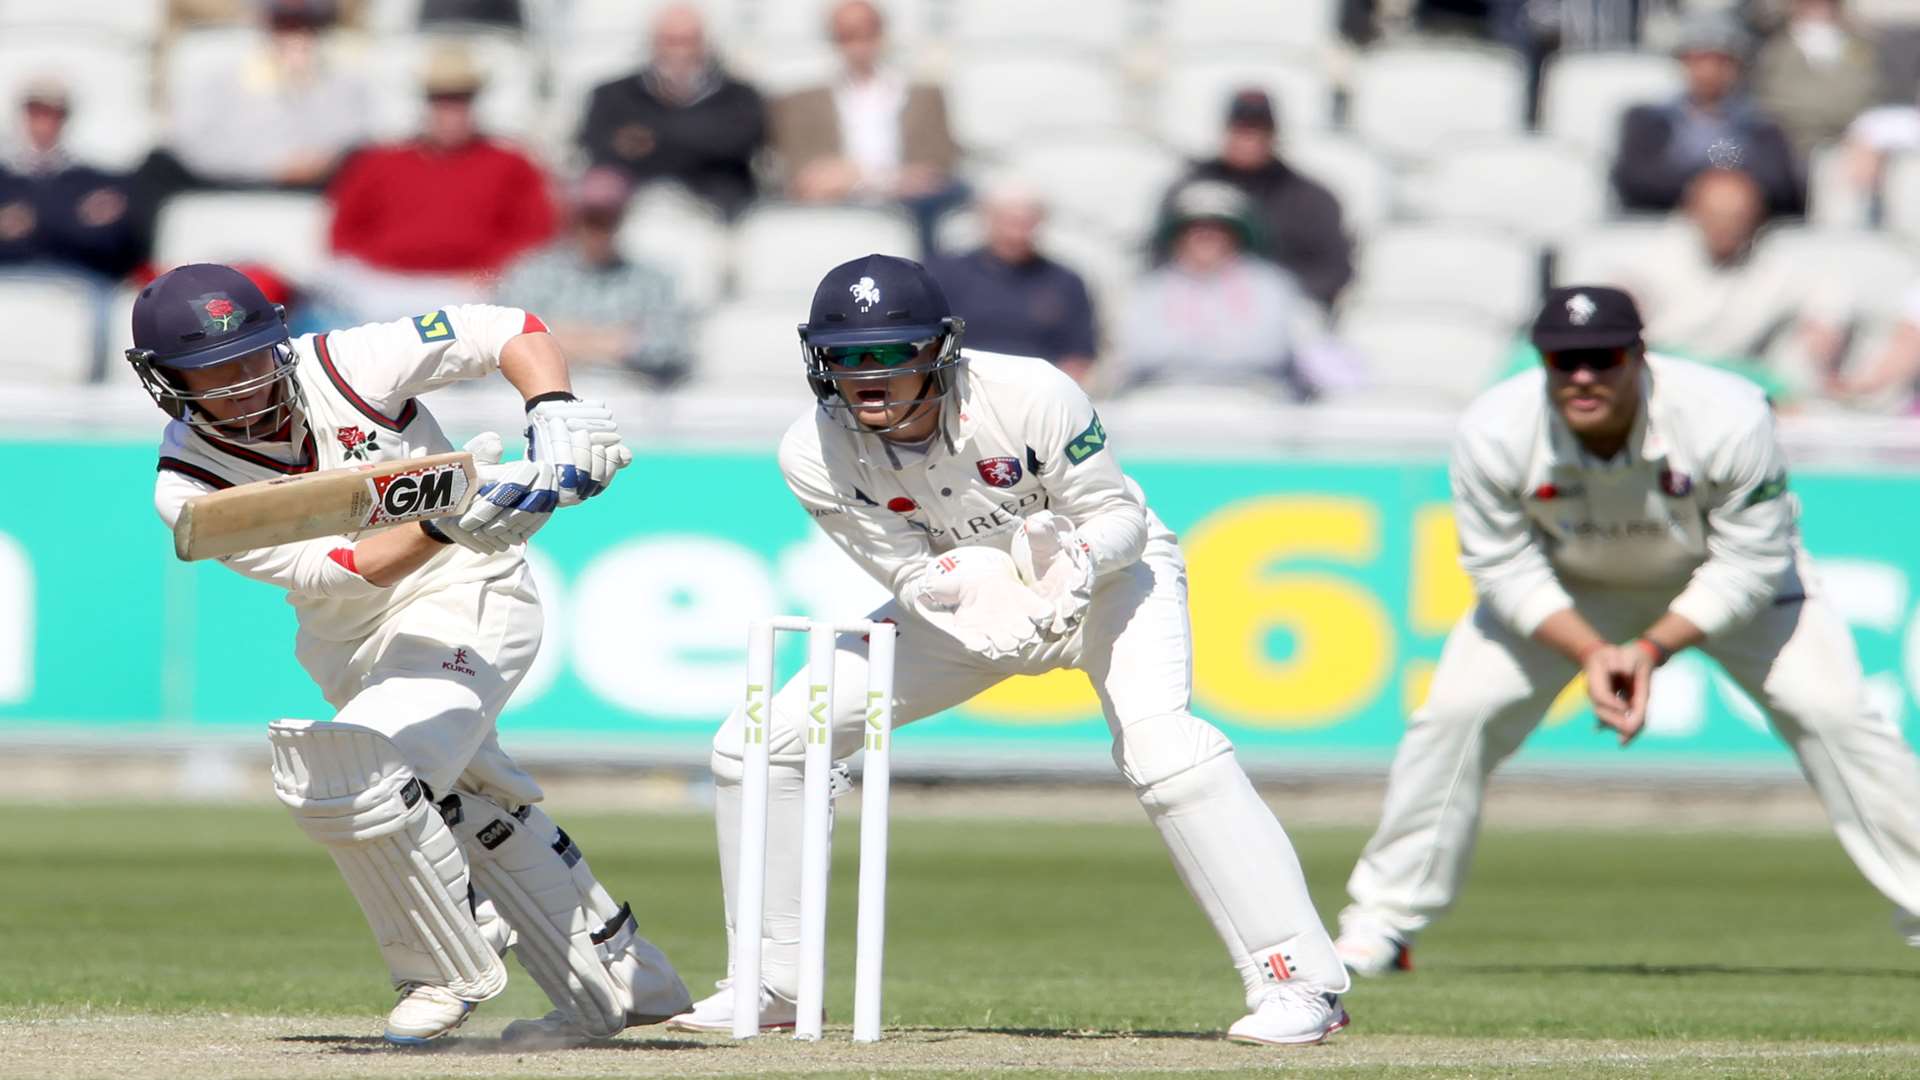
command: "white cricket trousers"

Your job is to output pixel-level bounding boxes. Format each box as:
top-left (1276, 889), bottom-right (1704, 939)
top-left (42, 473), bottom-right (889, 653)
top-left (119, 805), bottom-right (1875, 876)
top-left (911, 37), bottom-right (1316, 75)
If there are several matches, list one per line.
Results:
top-left (295, 562), bottom-right (546, 804)
top-left (710, 537), bottom-right (1349, 1010)
top-left (1343, 555), bottom-right (1920, 947)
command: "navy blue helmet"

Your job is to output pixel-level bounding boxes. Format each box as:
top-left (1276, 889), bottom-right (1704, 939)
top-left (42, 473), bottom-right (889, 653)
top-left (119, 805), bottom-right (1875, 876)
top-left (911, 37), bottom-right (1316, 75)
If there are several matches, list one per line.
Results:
top-left (799, 253), bottom-right (966, 434)
top-left (125, 263), bottom-right (299, 443)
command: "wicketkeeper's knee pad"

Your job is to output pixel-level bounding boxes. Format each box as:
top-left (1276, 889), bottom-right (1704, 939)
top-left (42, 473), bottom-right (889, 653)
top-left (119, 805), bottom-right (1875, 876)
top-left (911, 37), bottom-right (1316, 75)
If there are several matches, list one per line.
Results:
top-left (445, 792), bottom-right (690, 1035)
top-left (1110, 711), bottom-right (1235, 793)
top-left (267, 719), bottom-right (506, 1001)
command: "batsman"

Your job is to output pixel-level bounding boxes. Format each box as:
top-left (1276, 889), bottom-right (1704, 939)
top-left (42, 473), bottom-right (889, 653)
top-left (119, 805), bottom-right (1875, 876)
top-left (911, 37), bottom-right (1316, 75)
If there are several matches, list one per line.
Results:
top-left (130, 263), bottom-right (691, 1044)
top-left (1336, 286), bottom-right (1920, 975)
top-left (666, 254), bottom-right (1351, 1046)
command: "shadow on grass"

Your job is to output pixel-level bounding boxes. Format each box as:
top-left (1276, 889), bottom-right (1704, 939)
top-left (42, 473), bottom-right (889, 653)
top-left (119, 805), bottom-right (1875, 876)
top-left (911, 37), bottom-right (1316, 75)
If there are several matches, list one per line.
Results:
top-left (904, 1025), bottom-right (1225, 1042)
top-left (277, 1033), bottom-right (714, 1055)
top-left (1451, 963), bottom-right (1920, 980)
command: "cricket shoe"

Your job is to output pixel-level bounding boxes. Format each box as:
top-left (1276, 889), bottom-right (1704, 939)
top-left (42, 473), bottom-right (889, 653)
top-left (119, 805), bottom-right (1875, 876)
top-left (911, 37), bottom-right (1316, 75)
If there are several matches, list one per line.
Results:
top-left (1226, 984), bottom-right (1350, 1047)
top-left (384, 982), bottom-right (475, 1045)
top-left (1335, 930), bottom-right (1413, 977)
top-left (663, 982), bottom-right (797, 1034)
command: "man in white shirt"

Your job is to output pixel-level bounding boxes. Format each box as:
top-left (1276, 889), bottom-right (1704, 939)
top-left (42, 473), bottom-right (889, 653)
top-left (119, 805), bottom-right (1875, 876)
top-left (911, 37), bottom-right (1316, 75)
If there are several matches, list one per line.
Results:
top-left (132, 263), bottom-right (690, 1045)
top-left (664, 254), bottom-right (1351, 1045)
top-left (1335, 286), bottom-right (1920, 976)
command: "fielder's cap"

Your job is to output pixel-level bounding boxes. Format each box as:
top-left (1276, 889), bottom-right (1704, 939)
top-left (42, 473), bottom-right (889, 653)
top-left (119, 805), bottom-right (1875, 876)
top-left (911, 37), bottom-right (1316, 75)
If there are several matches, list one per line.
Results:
top-left (20, 75), bottom-right (68, 111)
top-left (802, 253), bottom-right (952, 348)
top-left (423, 44), bottom-right (485, 96)
top-left (1225, 88), bottom-right (1276, 130)
top-left (1672, 10), bottom-right (1751, 59)
top-left (1531, 286), bottom-right (1644, 352)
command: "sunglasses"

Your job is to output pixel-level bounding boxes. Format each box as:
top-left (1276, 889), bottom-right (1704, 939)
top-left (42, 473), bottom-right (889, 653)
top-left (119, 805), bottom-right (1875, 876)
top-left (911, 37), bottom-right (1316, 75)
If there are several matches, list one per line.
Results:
top-left (821, 342), bottom-right (928, 368)
top-left (1544, 348), bottom-right (1626, 373)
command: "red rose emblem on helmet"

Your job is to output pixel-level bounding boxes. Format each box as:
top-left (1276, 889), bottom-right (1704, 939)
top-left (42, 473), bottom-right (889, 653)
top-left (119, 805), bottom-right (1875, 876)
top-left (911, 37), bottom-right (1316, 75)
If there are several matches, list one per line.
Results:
top-left (205, 298), bottom-right (233, 317)
top-left (202, 296), bottom-right (242, 331)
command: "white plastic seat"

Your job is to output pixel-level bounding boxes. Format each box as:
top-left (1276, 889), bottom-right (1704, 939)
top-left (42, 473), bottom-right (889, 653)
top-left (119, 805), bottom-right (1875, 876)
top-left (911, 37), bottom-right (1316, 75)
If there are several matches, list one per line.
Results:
top-left (1879, 153), bottom-right (1920, 242)
top-left (688, 299), bottom-right (812, 396)
top-left (1402, 137), bottom-right (1608, 243)
top-left (0, 0), bottom-right (165, 43)
top-left (364, 32), bottom-right (542, 143)
top-left (945, 0), bottom-right (1136, 54)
top-left (615, 185), bottom-right (730, 309)
top-left (0, 36), bottom-right (154, 171)
top-left (945, 51), bottom-right (1128, 155)
top-left (1757, 227), bottom-right (1920, 319)
top-left (1349, 44), bottom-right (1526, 161)
top-left (1156, 52), bottom-right (1334, 157)
top-left (0, 274), bottom-right (98, 385)
top-left (1810, 141), bottom-right (1873, 229)
top-left (1338, 303), bottom-right (1513, 407)
top-left (1537, 51), bottom-right (1683, 156)
top-left (153, 192), bottom-right (330, 284)
top-left (1004, 133), bottom-right (1185, 242)
top-left (1284, 132), bottom-right (1393, 235)
top-left (1159, 0), bottom-right (1339, 52)
top-left (731, 204), bottom-right (919, 306)
top-left (1552, 218), bottom-right (1690, 288)
top-left (1349, 224), bottom-right (1540, 326)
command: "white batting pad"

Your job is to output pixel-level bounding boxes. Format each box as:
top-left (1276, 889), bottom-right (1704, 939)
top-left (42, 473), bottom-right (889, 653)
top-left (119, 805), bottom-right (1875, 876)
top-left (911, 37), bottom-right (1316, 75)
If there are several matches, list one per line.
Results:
top-left (449, 792), bottom-right (689, 1036)
top-left (267, 719), bottom-right (507, 1001)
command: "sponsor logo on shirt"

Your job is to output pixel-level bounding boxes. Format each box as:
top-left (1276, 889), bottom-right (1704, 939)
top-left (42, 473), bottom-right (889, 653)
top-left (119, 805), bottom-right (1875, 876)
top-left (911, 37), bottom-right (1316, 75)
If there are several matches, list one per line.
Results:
top-left (413, 309), bottom-right (454, 343)
top-left (1743, 472), bottom-right (1788, 507)
top-left (442, 647), bottom-right (477, 676)
top-left (975, 456), bottom-right (1022, 488)
top-left (1064, 413), bottom-right (1106, 465)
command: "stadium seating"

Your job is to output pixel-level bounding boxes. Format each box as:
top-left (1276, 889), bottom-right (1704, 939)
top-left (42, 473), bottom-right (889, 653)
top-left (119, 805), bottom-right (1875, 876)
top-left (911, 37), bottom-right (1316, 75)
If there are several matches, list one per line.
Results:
top-left (1003, 133), bottom-right (1185, 243)
top-left (616, 185), bottom-right (731, 309)
top-left (1284, 132), bottom-right (1393, 235)
top-left (0, 35), bottom-right (155, 171)
top-left (0, 274), bottom-right (98, 385)
top-left (1809, 142), bottom-right (1873, 229)
top-left (1537, 51), bottom-right (1684, 156)
top-left (943, 0), bottom-right (1138, 55)
top-left (731, 203), bottom-right (920, 306)
top-left (1158, 0), bottom-right (1340, 53)
top-left (944, 51), bottom-right (1130, 156)
top-left (152, 192), bottom-right (331, 285)
top-left (1155, 52), bottom-right (1336, 158)
top-left (1758, 227), bottom-right (1919, 319)
top-left (1349, 44), bottom-right (1527, 162)
top-left (687, 298), bottom-right (814, 396)
top-left (1338, 303), bottom-right (1514, 407)
top-left (1879, 153), bottom-right (1920, 243)
top-left (0, 0), bottom-right (164, 43)
top-left (1401, 137), bottom-right (1608, 243)
top-left (1552, 218), bottom-right (1689, 287)
top-left (1347, 223), bottom-right (1541, 327)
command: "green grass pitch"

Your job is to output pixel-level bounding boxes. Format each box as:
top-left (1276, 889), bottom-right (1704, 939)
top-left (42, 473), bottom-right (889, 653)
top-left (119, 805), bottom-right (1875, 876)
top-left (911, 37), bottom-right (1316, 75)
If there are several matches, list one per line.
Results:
top-left (4, 801), bottom-right (1918, 1078)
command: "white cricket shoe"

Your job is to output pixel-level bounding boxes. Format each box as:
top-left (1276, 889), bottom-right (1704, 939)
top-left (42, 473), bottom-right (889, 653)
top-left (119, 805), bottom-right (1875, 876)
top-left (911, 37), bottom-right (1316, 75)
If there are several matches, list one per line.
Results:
top-left (1335, 930), bottom-right (1413, 977)
top-left (383, 983), bottom-right (475, 1045)
top-left (1227, 984), bottom-right (1350, 1046)
top-left (663, 982), bottom-right (797, 1034)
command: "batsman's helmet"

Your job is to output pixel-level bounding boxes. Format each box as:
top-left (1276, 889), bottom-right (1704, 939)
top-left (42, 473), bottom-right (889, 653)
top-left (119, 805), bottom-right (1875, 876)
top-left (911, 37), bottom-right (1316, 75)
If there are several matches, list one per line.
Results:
top-left (125, 263), bottom-right (299, 443)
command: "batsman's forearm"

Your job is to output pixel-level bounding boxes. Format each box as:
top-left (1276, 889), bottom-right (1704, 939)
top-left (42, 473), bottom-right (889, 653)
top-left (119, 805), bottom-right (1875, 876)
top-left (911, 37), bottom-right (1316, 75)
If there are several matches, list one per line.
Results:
top-left (352, 523), bottom-right (447, 587)
top-left (498, 331), bottom-right (573, 402)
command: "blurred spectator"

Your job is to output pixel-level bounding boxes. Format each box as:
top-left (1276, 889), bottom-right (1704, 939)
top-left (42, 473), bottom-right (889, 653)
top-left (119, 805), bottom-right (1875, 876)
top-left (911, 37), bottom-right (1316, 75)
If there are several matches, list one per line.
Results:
top-left (1612, 12), bottom-right (1803, 217)
top-left (1118, 181), bottom-right (1332, 400)
top-left (420, 0), bottom-right (523, 30)
top-left (497, 168), bottom-right (691, 385)
top-left (1606, 169), bottom-right (1846, 400)
top-left (317, 45), bottom-right (555, 322)
top-left (927, 181), bottom-right (1098, 385)
top-left (772, 0), bottom-right (963, 252)
top-left (1155, 89), bottom-right (1352, 311)
top-left (164, 0), bottom-right (374, 190)
top-left (578, 4), bottom-right (767, 218)
top-left (1753, 0), bottom-right (1879, 161)
top-left (0, 78), bottom-right (146, 281)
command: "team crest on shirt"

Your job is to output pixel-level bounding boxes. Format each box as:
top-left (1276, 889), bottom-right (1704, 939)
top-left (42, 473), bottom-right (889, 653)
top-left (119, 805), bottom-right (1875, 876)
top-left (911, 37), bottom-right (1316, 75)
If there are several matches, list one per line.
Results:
top-left (336, 424), bottom-right (381, 461)
top-left (1658, 467), bottom-right (1693, 498)
top-left (975, 457), bottom-right (1022, 488)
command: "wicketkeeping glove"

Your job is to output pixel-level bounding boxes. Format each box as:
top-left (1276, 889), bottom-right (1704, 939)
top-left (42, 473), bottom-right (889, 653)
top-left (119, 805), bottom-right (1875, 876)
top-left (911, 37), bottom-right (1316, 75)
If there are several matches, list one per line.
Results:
top-left (524, 395), bottom-right (633, 505)
top-left (1010, 511), bottom-right (1094, 638)
top-left (911, 545), bottom-right (1054, 660)
top-left (433, 432), bottom-right (559, 554)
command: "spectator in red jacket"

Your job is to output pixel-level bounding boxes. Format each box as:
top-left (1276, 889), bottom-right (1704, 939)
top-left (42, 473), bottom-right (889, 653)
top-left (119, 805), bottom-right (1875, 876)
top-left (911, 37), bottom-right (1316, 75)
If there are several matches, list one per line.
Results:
top-left (318, 44), bottom-right (555, 321)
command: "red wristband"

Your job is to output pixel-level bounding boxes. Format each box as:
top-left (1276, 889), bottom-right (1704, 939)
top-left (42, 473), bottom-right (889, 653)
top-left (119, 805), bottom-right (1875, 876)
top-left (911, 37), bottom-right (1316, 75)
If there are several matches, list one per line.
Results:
top-left (1634, 638), bottom-right (1670, 667)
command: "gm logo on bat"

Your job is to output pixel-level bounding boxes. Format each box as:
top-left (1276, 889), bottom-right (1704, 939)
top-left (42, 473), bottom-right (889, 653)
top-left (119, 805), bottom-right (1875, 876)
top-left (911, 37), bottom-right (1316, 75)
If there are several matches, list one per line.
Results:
top-left (363, 462), bottom-right (470, 527)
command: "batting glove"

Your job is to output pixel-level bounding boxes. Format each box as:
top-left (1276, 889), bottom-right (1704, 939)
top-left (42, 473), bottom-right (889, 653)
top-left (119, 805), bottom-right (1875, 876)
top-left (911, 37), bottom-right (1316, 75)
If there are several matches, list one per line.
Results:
top-left (524, 394), bottom-right (634, 506)
top-left (434, 432), bottom-right (559, 554)
top-left (1010, 511), bottom-right (1095, 638)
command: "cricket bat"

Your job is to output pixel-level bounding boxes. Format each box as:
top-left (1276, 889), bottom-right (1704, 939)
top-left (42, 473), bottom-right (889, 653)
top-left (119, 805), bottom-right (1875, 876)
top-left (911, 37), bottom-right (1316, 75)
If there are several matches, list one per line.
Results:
top-left (173, 452), bottom-right (477, 561)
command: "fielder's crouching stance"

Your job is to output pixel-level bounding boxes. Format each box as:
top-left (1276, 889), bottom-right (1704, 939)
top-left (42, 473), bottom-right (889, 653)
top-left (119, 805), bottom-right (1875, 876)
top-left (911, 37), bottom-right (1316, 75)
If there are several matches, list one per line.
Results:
top-left (1336, 286), bottom-right (1920, 975)
top-left (665, 255), bottom-right (1350, 1046)
top-left (131, 264), bottom-right (690, 1045)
